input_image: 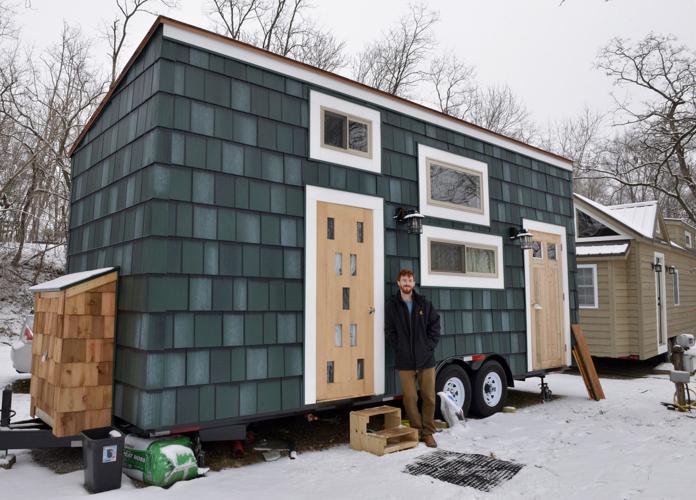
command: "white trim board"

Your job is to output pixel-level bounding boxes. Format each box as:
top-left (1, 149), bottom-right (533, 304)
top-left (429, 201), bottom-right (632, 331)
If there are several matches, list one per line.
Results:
top-left (162, 23), bottom-right (573, 172)
top-left (304, 186), bottom-right (385, 405)
top-left (417, 144), bottom-right (490, 227)
top-left (523, 219), bottom-right (572, 370)
top-left (309, 90), bottom-right (381, 173)
top-left (419, 225), bottom-right (504, 289)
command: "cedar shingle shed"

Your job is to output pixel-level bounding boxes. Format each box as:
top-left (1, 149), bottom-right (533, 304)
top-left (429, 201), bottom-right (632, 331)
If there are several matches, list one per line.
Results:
top-left (67, 17), bottom-right (579, 435)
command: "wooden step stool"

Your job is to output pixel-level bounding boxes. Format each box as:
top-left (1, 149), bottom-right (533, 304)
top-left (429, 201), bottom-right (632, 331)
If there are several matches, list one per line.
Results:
top-left (349, 405), bottom-right (419, 456)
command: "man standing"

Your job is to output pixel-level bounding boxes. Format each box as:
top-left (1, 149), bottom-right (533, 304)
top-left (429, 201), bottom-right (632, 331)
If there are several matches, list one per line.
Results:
top-left (385, 269), bottom-right (441, 448)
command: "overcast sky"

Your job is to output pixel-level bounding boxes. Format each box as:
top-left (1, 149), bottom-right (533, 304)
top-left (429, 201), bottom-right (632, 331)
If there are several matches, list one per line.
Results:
top-left (13, 0), bottom-right (696, 130)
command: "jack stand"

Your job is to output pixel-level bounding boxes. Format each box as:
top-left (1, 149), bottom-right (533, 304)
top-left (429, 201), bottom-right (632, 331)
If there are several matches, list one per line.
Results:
top-left (539, 377), bottom-right (553, 403)
top-left (0, 449), bottom-right (16, 470)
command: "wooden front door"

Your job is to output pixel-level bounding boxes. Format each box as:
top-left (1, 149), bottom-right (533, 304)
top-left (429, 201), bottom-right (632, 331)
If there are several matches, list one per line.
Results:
top-left (316, 201), bottom-right (374, 401)
top-left (529, 230), bottom-right (565, 370)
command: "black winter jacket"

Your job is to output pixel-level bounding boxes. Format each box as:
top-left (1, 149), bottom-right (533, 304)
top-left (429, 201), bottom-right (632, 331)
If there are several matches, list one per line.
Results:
top-left (385, 290), bottom-right (441, 370)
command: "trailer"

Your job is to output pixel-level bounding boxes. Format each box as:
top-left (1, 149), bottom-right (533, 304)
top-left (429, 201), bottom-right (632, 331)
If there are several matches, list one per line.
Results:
top-left (59, 16), bottom-right (579, 440)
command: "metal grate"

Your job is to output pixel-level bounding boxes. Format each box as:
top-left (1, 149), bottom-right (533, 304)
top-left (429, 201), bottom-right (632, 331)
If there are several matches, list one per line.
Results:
top-left (404, 450), bottom-right (523, 492)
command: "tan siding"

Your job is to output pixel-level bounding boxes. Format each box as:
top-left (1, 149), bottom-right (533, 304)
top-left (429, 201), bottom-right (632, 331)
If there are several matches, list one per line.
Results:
top-left (664, 247), bottom-right (696, 338)
top-left (612, 257), bottom-right (639, 357)
top-left (578, 261), bottom-right (613, 357)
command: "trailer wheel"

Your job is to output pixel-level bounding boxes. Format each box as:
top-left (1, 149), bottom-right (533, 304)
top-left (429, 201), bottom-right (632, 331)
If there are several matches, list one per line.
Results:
top-left (435, 364), bottom-right (472, 418)
top-left (471, 360), bottom-right (508, 417)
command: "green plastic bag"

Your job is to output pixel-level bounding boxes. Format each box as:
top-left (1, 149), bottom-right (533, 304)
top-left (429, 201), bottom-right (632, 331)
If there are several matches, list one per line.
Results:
top-left (123, 435), bottom-right (207, 488)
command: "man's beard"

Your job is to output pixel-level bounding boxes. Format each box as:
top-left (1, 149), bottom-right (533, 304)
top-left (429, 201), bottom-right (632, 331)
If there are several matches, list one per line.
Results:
top-left (399, 284), bottom-right (413, 294)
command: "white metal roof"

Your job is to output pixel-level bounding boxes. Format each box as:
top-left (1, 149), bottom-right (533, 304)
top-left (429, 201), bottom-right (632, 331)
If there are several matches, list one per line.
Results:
top-left (576, 243), bottom-right (629, 256)
top-left (29, 267), bottom-right (116, 292)
top-left (574, 194), bottom-right (657, 239)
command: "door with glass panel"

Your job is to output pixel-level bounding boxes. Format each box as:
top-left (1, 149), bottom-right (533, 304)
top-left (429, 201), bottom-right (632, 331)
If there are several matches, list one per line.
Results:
top-left (316, 201), bottom-right (374, 401)
top-left (529, 230), bottom-right (565, 369)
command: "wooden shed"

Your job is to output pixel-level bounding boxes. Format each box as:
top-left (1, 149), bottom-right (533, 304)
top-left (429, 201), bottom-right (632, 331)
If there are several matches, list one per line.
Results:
top-left (574, 194), bottom-right (696, 360)
top-left (65, 17), bottom-right (579, 437)
top-left (29, 268), bottom-right (118, 437)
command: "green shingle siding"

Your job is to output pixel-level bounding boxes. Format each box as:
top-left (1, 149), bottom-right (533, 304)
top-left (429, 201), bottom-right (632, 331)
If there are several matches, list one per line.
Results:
top-left (70, 33), bottom-right (575, 430)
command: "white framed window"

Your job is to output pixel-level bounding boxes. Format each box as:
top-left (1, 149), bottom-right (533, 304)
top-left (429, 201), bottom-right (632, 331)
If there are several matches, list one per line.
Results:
top-left (420, 225), bottom-right (503, 289)
top-left (418, 144), bottom-right (490, 227)
top-left (673, 269), bottom-right (680, 306)
top-left (577, 264), bottom-right (598, 309)
top-left (685, 231), bottom-right (693, 248)
top-left (309, 90), bottom-right (381, 173)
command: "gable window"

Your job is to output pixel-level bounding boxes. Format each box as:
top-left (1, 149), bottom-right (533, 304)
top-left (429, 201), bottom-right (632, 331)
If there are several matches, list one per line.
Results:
top-left (686, 231), bottom-right (693, 248)
top-left (577, 264), bottom-right (598, 309)
top-left (418, 144), bottom-right (490, 226)
top-left (576, 210), bottom-right (620, 238)
top-left (310, 90), bottom-right (381, 173)
top-left (420, 225), bottom-right (503, 289)
top-left (673, 269), bottom-right (680, 306)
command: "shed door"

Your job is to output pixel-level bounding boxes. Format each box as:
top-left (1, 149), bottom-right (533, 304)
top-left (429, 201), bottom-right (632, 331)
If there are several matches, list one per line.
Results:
top-left (529, 230), bottom-right (565, 369)
top-left (316, 201), bottom-right (374, 401)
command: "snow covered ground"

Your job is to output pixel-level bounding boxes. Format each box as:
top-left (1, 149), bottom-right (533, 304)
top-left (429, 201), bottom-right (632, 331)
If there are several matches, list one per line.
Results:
top-left (2, 343), bottom-right (694, 500)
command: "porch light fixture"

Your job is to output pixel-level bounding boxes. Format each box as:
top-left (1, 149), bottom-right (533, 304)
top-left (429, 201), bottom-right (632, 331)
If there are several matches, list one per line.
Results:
top-left (394, 207), bottom-right (424, 234)
top-left (509, 227), bottom-right (534, 250)
top-left (652, 262), bottom-right (663, 273)
top-left (666, 265), bottom-right (677, 275)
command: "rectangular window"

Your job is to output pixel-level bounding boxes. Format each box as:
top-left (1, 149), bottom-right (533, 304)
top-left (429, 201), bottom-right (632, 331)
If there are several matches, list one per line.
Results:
top-left (421, 226), bottom-right (504, 289)
top-left (428, 159), bottom-right (482, 213)
top-left (673, 270), bottom-right (680, 306)
top-left (430, 240), bottom-right (497, 277)
top-left (327, 361), bottom-right (334, 383)
top-left (350, 254), bottom-right (357, 276)
top-left (547, 243), bottom-right (557, 261)
top-left (350, 324), bottom-right (357, 346)
top-left (577, 264), bottom-right (598, 309)
top-left (356, 359), bottom-right (364, 380)
top-left (321, 107), bottom-right (372, 158)
top-left (327, 217), bottom-right (334, 240)
top-left (335, 324), bottom-right (343, 347)
top-left (342, 287), bottom-right (350, 310)
top-left (357, 222), bottom-right (364, 243)
top-left (310, 90), bottom-right (381, 173)
top-left (335, 252), bottom-right (342, 275)
top-left (686, 231), bottom-right (693, 249)
top-left (418, 144), bottom-right (490, 227)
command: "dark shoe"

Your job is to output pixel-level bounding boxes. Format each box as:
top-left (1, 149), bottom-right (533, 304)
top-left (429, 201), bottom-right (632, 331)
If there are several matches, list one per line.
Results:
top-left (422, 435), bottom-right (437, 448)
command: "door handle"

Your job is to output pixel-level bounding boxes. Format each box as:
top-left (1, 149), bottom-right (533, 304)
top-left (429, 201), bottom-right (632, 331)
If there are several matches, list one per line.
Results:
top-left (368, 307), bottom-right (375, 315)
top-left (533, 303), bottom-right (543, 310)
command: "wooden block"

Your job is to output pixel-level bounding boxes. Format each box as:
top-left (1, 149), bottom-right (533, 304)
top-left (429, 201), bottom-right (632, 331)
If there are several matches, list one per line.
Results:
top-left (48, 361), bottom-right (113, 387)
top-left (63, 315), bottom-right (105, 339)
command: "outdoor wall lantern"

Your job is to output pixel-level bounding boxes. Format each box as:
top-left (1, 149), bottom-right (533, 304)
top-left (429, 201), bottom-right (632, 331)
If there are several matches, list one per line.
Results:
top-left (509, 227), bottom-right (534, 250)
top-left (652, 262), bottom-right (663, 273)
top-left (666, 265), bottom-right (677, 275)
top-left (394, 207), bottom-right (424, 234)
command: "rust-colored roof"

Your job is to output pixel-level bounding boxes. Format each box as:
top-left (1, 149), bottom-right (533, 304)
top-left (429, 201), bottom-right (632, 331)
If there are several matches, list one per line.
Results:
top-left (69, 16), bottom-right (574, 168)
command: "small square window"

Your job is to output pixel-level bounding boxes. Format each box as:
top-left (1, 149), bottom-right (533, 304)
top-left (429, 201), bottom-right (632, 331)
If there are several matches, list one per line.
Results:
top-left (547, 243), bottom-right (557, 261)
top-left (531, 241), bottom-right (543, 259)
top-left (321, 107), bottom-right (372, 158)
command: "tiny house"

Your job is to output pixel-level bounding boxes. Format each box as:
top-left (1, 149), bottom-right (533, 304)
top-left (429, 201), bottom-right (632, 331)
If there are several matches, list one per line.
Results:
top-left (574, 194), bottom-right (696, 360)
top-left (66, 17), bottom-right (578, 437)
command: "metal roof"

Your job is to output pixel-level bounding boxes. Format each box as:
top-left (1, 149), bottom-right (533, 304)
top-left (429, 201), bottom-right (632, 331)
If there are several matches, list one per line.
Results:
top-left (574, 194), bottom-right (657, 239)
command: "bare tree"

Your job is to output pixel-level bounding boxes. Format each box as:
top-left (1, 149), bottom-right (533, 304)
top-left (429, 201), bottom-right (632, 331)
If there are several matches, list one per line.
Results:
top-left (589, 34), bottom-right (696, 224)
top-left (206, 0), bottom-right (346, 71)
top-left (103, 0), bottom-right (179, 85)
top-left (0, 23), bottom-right (105, 264)
top-left (426, 53), bottom-right (476, 116)
top-left (353, 2), bottom-right (439, 97)
top-left (465, 84), bottom-right (537, 142)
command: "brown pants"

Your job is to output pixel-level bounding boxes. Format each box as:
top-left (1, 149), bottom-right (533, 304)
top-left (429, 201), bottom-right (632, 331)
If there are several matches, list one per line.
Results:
top-left (399, 367), bottom-right (436, 437)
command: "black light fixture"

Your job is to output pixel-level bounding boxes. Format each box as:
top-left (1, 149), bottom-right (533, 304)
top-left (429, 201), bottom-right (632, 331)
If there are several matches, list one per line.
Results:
top-left (652, 262), bottom-right (663, 273)
top-left (666, 265), bottom-right (677, 275)
top-left (394, 207), bottom-right (424, 234)
top-left (509, 227), bottom-right (534, 250)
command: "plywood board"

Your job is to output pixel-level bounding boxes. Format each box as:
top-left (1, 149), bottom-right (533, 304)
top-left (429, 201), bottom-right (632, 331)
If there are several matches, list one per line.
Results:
top-left (571, 324), bottom-right (606, 401)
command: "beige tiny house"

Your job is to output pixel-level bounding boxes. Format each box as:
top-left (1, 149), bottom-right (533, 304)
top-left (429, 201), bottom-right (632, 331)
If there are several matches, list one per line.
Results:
top-left (574, 194), bottom-right (696, 360)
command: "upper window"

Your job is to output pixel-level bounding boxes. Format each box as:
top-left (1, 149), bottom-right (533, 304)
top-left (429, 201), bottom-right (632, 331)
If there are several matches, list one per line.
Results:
top-left (577, 264), bottom-right (598, 309)
top-left (685, 231), bottom-right (693, 248)
top-left (576, 210), bottom-right (620, 238)
top-left (322, 108), bottom-right (371, 156)
top-left (418, 144), bottom-right (490, 227)
top-left (309, 90), bottom-right (381, 173)
top-left (420, 225), bottom-right (503, 289)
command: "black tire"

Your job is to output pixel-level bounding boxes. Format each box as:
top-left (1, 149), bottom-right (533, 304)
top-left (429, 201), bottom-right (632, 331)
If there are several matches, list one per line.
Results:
top-left (435, 364), bottom-right (472, 418)
top-left (471, 360), bottom-right (508, 417)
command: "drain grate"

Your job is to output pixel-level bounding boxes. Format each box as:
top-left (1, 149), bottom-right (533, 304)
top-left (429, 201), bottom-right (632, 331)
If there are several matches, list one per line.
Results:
top-left (404, 450), bottom-right (524, 492)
